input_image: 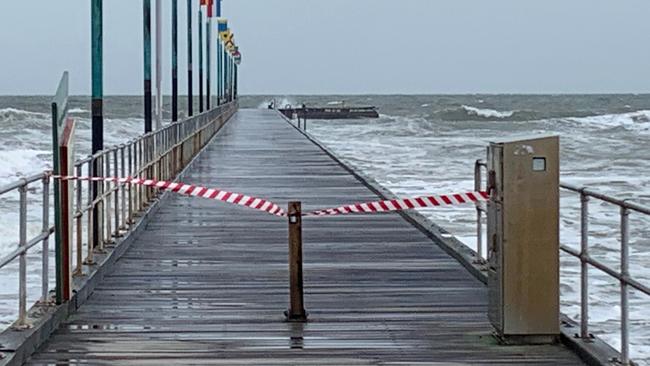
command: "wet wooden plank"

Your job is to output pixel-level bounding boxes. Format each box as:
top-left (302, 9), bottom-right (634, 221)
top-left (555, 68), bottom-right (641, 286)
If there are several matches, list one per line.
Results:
top-left (26, 110), bottom-right (585, 365)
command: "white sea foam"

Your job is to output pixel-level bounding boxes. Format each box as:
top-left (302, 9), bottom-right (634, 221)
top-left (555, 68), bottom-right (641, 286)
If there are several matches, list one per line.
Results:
top-left (68, 107), bottom-right (89, 114)
top-left (256, 97), bottom-right (297, 109)
top-left (565, 110), bottom-right (650, 134)
top-left (462, 105), bottom-right (515, 119)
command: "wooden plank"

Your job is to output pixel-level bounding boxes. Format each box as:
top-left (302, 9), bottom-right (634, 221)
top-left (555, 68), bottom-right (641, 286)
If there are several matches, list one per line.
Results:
top-left (25, 109), bottom-right (585, 365)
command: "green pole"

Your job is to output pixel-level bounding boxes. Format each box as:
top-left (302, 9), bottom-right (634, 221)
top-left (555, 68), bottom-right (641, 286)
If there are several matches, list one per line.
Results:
top-left (206, 19), bottom-right (211, 110)
top-left (187, 0), bottom-right (193, 116)
top-left (172, 0), bottom-right (178, 121)
top-left (144, 0), bottom-right (152, 132)
top-left (217, 41), bottom-right (221, 105)
top-left (198, 8), bottom-right (204, 113)
top-left (91, 0), bottom-right (103, 261)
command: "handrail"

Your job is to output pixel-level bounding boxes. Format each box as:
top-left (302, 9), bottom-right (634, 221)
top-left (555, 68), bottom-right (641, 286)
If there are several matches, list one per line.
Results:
top-left (0, 102), bottom-right (236, 330)
top-left (474, 159), bottom-right (649, 365)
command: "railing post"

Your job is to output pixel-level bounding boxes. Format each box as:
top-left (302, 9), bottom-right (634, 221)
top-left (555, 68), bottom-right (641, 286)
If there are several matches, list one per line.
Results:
top-left (620, 206), bottom-right (630, 365)
top-left (474, 160), bottom-right (483, 262)
top-left (74, 165), bottom-right (83, 276)
top-left (580, 192), bottom-right (590, 340)
top-left (85, 159), bottom-right (95, 265)
top-left (17, 183), bottom-right (28, 328)
top-left (286, 201), bottom-right (307, 322)
top-left (120, 145), bottom-right (127, 230)
top-left (41, 176), bottom-right (50, 303)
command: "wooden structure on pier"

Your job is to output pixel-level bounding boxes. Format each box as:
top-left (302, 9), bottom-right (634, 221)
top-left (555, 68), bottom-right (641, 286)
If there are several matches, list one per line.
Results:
top-left (25, 110), bottom-right (584, 365)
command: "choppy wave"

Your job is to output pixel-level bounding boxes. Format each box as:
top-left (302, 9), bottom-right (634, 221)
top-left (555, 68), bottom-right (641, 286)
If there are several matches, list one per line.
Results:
top-left (563, 110), bottom-right (650, 134)
top-left (432, 105), bottom-right (536, 121)
top-left (462, 105), bottom-right (515, 118)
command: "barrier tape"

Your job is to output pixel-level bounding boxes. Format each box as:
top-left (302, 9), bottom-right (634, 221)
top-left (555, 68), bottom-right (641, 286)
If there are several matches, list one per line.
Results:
top-left (52, 175), bottom-right (488, 218)
top-left (53, 175), bottom-right (286, 217)
top-left (303, 192), bottom-right (489, 217)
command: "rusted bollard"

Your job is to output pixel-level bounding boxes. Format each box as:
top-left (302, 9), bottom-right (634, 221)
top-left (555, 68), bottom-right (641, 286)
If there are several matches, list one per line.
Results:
top-left (285, 201), bottom-right (307, 322)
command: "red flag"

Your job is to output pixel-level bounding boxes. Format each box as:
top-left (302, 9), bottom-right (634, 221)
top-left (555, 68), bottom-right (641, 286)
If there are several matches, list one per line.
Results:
top-left (207, 0), bottom-right (214, 17)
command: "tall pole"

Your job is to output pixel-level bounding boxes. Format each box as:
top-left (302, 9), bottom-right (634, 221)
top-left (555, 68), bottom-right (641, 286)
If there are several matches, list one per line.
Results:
top-left (217, 41), bottom-right (221, 105)
top-left (172, 0), bottom-right (178, 121)
top-left (144, 0), bottom-right (152, 133)
top-left (198, 8), bottom-right (204, 113)
top-left (216, 0), bottom-right (222, 106)
top-left (206, 19), bottom-right (211, 110)
top-left (91, 0), bottom-right (103, 256)
top-left (155, 0), bottom-right (163, 129)
top-left (186, 0), bottom-right (193, 116)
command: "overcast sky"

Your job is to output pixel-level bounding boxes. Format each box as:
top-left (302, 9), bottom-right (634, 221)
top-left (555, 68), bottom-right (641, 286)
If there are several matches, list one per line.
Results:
top-left (1, 0), bottom-right (650, 95)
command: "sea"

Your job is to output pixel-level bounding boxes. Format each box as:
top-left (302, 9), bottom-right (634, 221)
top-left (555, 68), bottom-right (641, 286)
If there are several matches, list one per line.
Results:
top-left (0, 94), bottom-right (649, 364)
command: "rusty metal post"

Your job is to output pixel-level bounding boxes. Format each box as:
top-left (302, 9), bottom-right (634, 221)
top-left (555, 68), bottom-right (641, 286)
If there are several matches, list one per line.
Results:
top-left (286, 201), bottom-right (307, 322)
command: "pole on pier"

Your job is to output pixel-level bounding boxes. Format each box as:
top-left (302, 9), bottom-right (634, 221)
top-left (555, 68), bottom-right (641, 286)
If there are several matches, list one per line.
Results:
top-left (144, 0), bottom-right (153, 133)
top-left (198, 7), bottom-right (204, 113)
top-left (216, 0), bottom-right (222, 104)
top-left (206, 18), bottom-right (211, 110)
top-left (91, 0), bottom-right (103, 258)
top-left (186, 0), bottom-right (193, 116)
top-left (155, 0), bottom-right (163, 129)
top-left (172, 0), bottom-right (178, 122)
top-left (285, 202), bottom-right (307, 322)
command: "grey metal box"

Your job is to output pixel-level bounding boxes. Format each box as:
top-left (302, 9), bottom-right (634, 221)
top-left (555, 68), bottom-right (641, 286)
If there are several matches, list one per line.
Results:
top-left (487, 135), bottom-right (560, 342)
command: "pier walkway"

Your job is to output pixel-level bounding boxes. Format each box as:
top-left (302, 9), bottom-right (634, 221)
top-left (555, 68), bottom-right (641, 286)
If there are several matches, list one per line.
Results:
top-left (26, 110), bottom-right (584, 365)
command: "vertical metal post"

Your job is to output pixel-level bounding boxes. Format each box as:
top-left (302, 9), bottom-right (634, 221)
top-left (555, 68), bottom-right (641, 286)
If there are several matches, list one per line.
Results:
top-left (91, 0), bottom-right (104, 255)
top-left (41, 176), bottom-right (50, 303)
top-left (113, 149), bottom-right (119, 236)
top-left (198, 8), bottom-right (204, 113)
top-left (144, 0), bottom-right (153, 133)
top-left (104, 153), bottom-right (112, 245)
top-left (187, 0), bottom-right (193, 116)
top-left (172, 0), bottom-right (178, 121)
top-left (620, 207), bottom-right (630, 365)
top-left (18, 184), bottom-right (28, 327)
top-left (474, 160), bottom-right (483, 262)
top-left (286, 201), bottom-right (307, 322)
top-left (74, 165), bottom-right (83, 275)
top-left (155, 0), bottom-right (163, 130)
top-left (128, 142), bottom-right (133, 222)
top-left (217, 39), bottom-right (221, 105)
top-left (580, 193), bottom-right (589, 339)
top-left (86, 160), bottom-right (95, 265)
top-left (206, 18), bottom-right (211, 110)
top-left (120, 145), bottom-right (126, 229)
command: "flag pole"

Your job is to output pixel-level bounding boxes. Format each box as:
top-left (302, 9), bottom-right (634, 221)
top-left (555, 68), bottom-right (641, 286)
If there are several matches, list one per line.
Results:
top-left (143, 0), bottom-right (152, 133)
top-left (155, 0), bottom-right (163, 129)
top-left (172, 0), bottom-right (178, 122)
top-left (187, 0), bottom-right (193, 116)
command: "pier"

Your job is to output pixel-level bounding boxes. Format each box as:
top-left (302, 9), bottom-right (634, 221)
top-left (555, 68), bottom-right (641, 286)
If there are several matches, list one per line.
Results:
top-left (3, 109), bottom-right (587, 365)
top-left (1, 1), bottom-right (649, 365)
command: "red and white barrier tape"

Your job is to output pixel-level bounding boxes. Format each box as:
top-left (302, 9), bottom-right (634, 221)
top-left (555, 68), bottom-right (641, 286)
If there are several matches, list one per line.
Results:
top-left (53, 175), bottom-right (286, 217)
top-left (303, 191), bottom-right (489, 217)
top-left (52, 175), bottom-right (488, 218)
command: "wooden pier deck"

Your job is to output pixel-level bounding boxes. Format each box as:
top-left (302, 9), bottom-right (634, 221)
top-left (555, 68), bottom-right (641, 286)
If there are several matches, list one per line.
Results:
top-left (26, 109), bottom-right (584, 365)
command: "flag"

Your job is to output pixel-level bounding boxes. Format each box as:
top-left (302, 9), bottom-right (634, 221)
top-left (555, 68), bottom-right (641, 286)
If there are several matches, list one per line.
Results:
top-left (207, 0), bottom-right (214, 17)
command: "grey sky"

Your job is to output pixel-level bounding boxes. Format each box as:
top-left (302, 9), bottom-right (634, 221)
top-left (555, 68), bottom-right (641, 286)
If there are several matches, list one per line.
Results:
top-left (1, 0), bottom-right (649, 95)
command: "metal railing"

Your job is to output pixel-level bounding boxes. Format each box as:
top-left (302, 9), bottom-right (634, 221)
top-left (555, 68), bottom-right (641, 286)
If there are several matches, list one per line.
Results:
top-left (474, 159), bottom-right (650, 365)
top-left (0, 103), bottom-right (235, 329)
top-left (0, 173), bottom-right (53, 328)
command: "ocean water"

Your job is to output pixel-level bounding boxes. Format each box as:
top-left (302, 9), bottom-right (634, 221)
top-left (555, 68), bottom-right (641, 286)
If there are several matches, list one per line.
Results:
top-left (1, 95), bottom-right (649, 364)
